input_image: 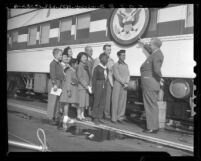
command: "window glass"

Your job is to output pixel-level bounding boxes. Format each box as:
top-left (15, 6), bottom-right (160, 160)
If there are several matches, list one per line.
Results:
top-left (12, 31), bottom-right (18, 43)
top-left (40, 24), bottom-right (50, 44)
top-left (60, 19), bottom-right (72, 32)
top-left (76, 14), bottom-right (91, 39)
top-left (28, 26), bottom-right (37, 45)
top-left (60, 18), bottom-right (72, 42)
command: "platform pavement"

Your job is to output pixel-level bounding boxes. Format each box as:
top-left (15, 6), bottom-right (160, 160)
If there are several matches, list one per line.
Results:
top-left (7, 98), bottom-right (194, 153)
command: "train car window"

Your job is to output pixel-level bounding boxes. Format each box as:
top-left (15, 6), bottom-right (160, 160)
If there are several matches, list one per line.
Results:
top-left (185, 4), bottom-right (193, 28)
top-left (76, 13), bottom-right (91, 39)
top-left (12, 31), bottom-right (18, 43)
top-left (59, 18), bottom-right (72, 43)
top-left (40, 23), bottom-right (50, 44)
top-left (28, 26), bottom-right (37, 46)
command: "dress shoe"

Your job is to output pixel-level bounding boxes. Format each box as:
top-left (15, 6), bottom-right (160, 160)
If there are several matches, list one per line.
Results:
top-left (93, 119), bottom-right (100, 125)
top-left (99, 119), bottom-right (107, 124)
top-left (142, 129), bottom-right (158, 134)
top-left (117, 120), bottom-right (125, 124)
top-left (49, 119), bottom-right (57, 126)
top-left (104, 118), bottom-right (111, 122)
top-left (111, 120), bottom-right (117, 124)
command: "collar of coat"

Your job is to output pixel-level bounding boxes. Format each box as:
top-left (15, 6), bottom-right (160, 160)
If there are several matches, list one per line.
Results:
top-left (118, 60), bottom-right (127, 65)
top-left (53, 58), bottom-right (59, 63)
top-left (99, 63), bottom-right (107, 69)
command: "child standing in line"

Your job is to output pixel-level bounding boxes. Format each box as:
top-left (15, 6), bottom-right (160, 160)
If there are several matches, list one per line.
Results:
top-left (91, 53), bottom-right (109, 125)
top-left (76, 52), bottom-right (92, 121)
top-left (59, 55), bottom-right (75, 130)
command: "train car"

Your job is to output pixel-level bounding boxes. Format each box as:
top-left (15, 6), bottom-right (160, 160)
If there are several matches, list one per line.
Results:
top-left (7, 5), bottom-right (195, 128)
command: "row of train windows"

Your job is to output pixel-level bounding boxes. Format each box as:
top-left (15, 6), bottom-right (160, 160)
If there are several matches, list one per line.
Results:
top-left (8, 5), bottom-right (193, 47)
top-left (9, 13), bottom-right (91, 46)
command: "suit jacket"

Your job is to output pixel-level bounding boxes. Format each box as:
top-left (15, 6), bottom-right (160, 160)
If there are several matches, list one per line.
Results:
top-left (49, 59), bottom-right (65, 87)
top-left (77, 62), bottom-right (90, 90)
top-left (86, 57), bottom-right (95, 85)
top-left (140, 49), bottom-right (164, 91)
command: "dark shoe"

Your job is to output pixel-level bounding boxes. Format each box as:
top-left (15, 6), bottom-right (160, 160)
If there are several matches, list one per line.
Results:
top-left (104, 118), bottom-right (111, 121)
top-left (57, 121), bottom-right (63, 130)
top-left (117, 120), bottom-right (125, 124)
top-left (99, 119), bottom-right (107, 124)
top-left (93, 119), bottom-right (100, 125)
top-left (49, 119), bottom-right (57, 126)
top-left (111, 120), bottom-right (117, 124)
top-left (142, 129), bottom-right (158, 134)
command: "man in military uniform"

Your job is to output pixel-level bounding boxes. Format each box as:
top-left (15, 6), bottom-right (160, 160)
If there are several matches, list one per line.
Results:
top-left (139, 37), bottom-right (164, 134)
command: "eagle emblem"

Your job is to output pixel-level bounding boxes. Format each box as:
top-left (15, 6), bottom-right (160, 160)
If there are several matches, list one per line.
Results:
top-left (116, 8), bottom-right (141, 34)
top-left (109, 8), bottom-right (150, 46)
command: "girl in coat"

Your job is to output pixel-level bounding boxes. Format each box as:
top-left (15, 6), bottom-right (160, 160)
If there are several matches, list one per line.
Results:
top-left (59, 56), bottom-right (77, 129)
top-left (76, 52), bottom-right (92, 121)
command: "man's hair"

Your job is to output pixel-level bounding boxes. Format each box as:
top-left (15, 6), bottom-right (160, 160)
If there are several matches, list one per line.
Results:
top-left (85, 45), bottom-right (91, 52)
top-left (103, 44), bottom-right (111, 50)
top-left (151, 37), bottom-right (162, 48)
top-left (52, 48), bottom-right (62, 56)
top-left (99, 53), bottom-right (109, 61)
top-left (70, 58), bottom-right (77, 66)
top-left (76, 52), bottom-right (88, 64)
top-left (117, 50), bottom-right (126, 57)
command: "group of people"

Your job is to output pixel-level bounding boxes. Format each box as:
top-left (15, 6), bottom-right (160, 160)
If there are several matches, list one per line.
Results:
top-left (47, 37), bottom-right (164, 134)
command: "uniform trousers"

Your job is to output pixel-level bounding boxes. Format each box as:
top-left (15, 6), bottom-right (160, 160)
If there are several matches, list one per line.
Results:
top-left (142, 90), bottom-right (159, 130)
top-left (111, 81), bottom-right (127, 122)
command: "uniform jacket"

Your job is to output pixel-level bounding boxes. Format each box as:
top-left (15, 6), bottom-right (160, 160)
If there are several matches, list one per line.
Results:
top-left (140, 49), bottom-right (164, 91)
top-left (77, 62), bottom-right (91, 90)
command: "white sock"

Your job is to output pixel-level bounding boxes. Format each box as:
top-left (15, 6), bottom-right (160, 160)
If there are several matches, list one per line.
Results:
top-left (81, 111), bottom-right (84, 118)
top-left (63, 116), bottom-right (69, 123)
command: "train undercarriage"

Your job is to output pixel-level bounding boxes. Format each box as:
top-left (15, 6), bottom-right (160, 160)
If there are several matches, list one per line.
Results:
top-left (7, 71), bottom-right (195, 134)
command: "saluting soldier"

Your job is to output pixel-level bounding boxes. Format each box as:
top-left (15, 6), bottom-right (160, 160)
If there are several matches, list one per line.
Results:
top-left (111, 50), bottom-right (130, 123)
top-left (47, 48), bottom-right (65, 125)
top-left (139, 37), bottom-right (164, 134)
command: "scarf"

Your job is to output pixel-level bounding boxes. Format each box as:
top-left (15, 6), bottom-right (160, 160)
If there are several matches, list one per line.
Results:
top-left (99, 63), bottom-right (107, 80)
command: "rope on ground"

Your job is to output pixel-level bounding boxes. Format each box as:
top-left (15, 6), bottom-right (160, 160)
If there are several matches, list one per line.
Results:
top-left (36, 128), bottom-right (50, 152)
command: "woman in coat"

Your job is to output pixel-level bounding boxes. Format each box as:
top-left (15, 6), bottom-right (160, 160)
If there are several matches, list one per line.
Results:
top-left (76, 52), bottom-right (92, 121)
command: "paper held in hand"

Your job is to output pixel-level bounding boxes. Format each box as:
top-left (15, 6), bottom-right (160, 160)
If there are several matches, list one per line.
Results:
top-left (50, 88), bottom-right (62, 96)
top-left (88, 86), bottom-right (92, 94)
